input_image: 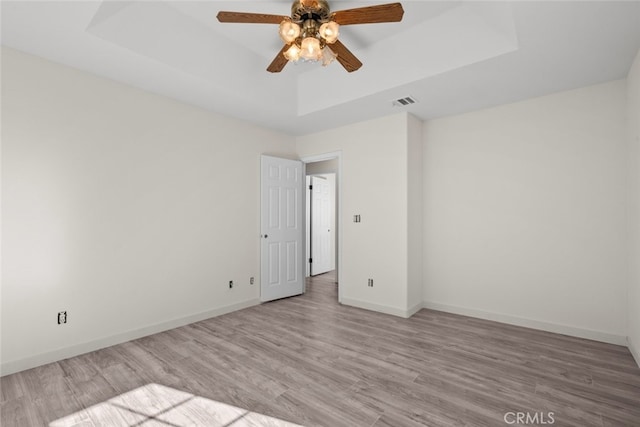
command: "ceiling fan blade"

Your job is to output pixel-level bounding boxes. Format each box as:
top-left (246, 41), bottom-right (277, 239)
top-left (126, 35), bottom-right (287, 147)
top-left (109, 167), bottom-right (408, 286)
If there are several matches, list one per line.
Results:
top-left (331, 3), bottom-right (404, 25)
top-left (267, 45), bottom-right (290, 73)
top-left (328, 40), bottom-right (363, 73)
top-left (217, 11), bottom-right (288, 24)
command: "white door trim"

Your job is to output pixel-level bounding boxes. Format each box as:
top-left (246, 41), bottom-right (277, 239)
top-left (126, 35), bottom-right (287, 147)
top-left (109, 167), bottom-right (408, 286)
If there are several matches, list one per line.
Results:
top-left (300, 151), bottom-right (343, 303)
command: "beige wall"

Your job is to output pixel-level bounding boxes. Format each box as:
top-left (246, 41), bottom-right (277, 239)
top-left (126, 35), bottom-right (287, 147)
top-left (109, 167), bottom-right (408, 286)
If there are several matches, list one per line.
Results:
top-left (4, 43), bottom-right (638, 375)
top-left (296, 113), bottom-right (414, 316)
top-left (1, 48), bottom-right (296, 374)
top-left (422, 80), bottom-right (629, 344)
top-left (628, 49), bottom-right (640, 365)
top-left (306, 159), bottom-right (338, 174)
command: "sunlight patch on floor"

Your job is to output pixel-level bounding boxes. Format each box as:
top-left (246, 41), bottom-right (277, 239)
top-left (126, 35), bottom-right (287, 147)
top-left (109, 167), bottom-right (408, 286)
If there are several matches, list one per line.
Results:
top-left (50, 383), bottom-right (302, 426)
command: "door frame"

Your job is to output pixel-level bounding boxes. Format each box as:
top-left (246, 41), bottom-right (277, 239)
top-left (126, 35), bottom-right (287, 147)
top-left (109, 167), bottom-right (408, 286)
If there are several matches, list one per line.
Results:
top-left (300, 151), bottom-right (342, 303)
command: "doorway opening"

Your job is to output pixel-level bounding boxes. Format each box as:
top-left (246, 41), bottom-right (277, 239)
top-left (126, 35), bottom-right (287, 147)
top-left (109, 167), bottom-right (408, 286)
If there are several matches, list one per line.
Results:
top-left (302, 152), bottom-right (341, 302)
top-left (306, 173), bottom-right (336, 276)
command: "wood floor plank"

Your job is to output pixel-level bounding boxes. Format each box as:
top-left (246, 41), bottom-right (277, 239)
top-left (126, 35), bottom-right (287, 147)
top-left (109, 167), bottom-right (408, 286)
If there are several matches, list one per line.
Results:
top-left (274, 386), bottom-right (379, 427)
top-left (58, 355), bottom-right (100, 383)
top-left (0, 372), bottom-right (28, 403)
top-left (372, 410), bottom-right (447, 427)
top-left (0, 396), bottom-right (45, 427)
top-left (443, 341), bottom-right (596, 388)
top-left (177, 339), bottom-right (290, 400)
top-left (535, 381), bottom-right (640, 425)
top-left (602, 415), bottom-right (639, 427)
top-left (32, 390), bottom-right (85, 425)
top-left (66, 374), bottom-right (119, 410)
top-left (347, 379), bottom-right (497, 427)
top-left (415, 373), bottom-right (603, 427)
top-left (101, 362), bottom-right (148, 395)
top-left (1, 270), bottom-right (639, 426)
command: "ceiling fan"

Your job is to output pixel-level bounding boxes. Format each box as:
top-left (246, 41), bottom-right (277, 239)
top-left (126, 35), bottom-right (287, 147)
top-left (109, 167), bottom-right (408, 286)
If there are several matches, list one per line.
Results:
top-left (217, 0), bottom-right (404, 73)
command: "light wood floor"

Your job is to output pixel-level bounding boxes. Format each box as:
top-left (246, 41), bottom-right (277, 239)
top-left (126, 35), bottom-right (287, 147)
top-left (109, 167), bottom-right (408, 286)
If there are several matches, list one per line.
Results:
top-left (2, 271), bottom-right (640, 426)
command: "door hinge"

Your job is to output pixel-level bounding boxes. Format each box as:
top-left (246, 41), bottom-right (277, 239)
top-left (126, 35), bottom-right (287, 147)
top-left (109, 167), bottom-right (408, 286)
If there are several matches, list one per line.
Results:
top-left (309, 185), bottom-right (313, 190)
top-left (309, 258), bottom-right (312, 263)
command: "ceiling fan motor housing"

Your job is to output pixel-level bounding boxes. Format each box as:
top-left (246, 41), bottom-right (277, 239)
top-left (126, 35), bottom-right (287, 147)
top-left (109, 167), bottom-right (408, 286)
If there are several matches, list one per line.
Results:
top-left (301, 19), bottom-right (322, 41)
top-left (291, 0), bottom-right (331, 23)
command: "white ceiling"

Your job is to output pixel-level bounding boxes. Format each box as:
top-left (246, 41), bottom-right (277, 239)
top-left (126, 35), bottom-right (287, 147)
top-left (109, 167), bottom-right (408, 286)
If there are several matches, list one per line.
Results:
top-left (2, 1), bottom-right (640, 135)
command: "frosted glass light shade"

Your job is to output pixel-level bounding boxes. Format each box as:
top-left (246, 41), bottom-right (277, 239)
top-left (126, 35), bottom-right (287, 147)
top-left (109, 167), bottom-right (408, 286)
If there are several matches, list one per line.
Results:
top-left (284, 44), bottom-right (301, 61)
top-left (279, 20), bottom-right (301, 43)
top-left (319, 21), bottom-right (339, 44)
top-left (300, 37), bottom-right (322, 61)
top-left (321, 46), bottom-right (337, 66)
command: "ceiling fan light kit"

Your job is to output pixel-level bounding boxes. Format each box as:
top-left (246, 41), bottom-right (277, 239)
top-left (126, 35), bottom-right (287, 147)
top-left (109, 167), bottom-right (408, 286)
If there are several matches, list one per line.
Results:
top-left (319, 21), bottom-right (340, 43)
top-left (279, 19), bottom-right (301, 44)
top-left (217, 0), bottom-right (404, 73)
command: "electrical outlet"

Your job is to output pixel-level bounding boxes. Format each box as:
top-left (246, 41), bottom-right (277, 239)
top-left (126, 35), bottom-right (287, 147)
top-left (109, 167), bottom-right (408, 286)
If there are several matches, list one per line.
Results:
top-left (367, 279), bottom-right (374, 287)
top-left (229, 280), bottom-right (234, 289)
top-left (58, 311), bottom-right (67, 324)
top-left (250, 277), bottom-right (254, 285)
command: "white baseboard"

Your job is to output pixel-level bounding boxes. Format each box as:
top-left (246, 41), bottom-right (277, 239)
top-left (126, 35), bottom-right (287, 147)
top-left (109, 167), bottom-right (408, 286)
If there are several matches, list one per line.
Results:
top-left (629, 336), bottom-right (640, 368)
top-left (422, 301), bottom-right (627, 346)
top-left (406, 301), bottom-right (423, 318)
top-left (341, 298), bottom-right (420, 319)
top-left (0, 298), bottom-right (260, 376)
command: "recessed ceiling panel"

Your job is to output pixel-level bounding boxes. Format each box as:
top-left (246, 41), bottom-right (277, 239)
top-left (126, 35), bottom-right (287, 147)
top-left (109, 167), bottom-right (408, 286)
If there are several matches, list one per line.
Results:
top-left (297, 2), bottom-right (519, 115)
top-left (86, 0), bottom-right (295, 111)
top-left (2, 1), bottom-right (639, 135)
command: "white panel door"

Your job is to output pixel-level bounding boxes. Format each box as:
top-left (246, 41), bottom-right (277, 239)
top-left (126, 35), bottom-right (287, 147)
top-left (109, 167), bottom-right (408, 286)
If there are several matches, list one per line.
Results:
top-left (261, 155), bottom-right (304, 302)
top-left (310, 176), bottom-right (331, 275)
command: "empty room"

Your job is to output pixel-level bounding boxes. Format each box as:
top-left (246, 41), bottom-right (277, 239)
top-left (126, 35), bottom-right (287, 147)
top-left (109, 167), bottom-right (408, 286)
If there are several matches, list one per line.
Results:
top-left (2, 1), bottom-right (640, 426)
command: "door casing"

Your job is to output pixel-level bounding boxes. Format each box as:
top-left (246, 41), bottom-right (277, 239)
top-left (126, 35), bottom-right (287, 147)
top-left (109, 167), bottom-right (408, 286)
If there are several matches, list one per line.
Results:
top-left (300, 151), bottom-right (343, 303)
